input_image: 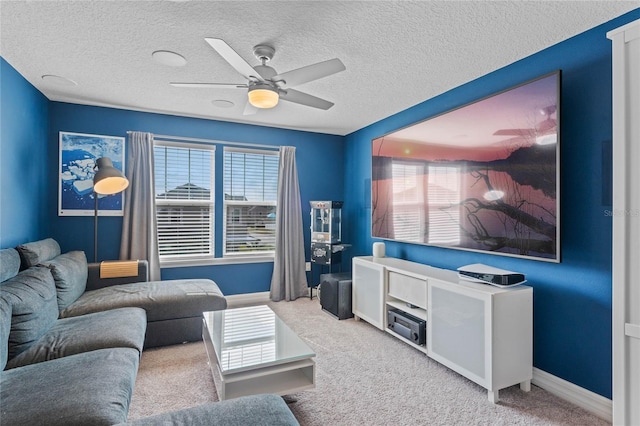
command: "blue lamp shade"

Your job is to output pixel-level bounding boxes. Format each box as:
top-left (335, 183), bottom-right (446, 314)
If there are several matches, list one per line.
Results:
top-left (93, 157), bottom-right (129, 195)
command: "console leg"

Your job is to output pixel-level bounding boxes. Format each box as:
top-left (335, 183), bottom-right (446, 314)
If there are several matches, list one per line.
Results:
top-left (520, 380), bottom-right (531, 392)
top-left (354, 315), bottom-right (360, 321)
top-left (488, 390), bottom-right (499, 403)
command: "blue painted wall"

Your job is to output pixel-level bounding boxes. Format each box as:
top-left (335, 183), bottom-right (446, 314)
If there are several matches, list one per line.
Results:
top-left (0, 58), bottom-right (50, 248)
top-left (47, 102), bottom-right (344, 295)
top-left (342, 10), bottom-right (640, 398)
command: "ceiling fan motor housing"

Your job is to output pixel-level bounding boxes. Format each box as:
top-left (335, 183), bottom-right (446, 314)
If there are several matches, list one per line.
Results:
top-left (254, 65), bottom-right (277, 80)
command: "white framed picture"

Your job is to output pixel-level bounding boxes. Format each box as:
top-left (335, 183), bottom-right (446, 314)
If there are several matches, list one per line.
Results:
top-left (58, 131), bottom-right (125, 216)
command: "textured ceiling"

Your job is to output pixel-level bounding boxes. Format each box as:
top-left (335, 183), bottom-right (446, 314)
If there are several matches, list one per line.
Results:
top-left (1, 1), bottom-right (637, 136)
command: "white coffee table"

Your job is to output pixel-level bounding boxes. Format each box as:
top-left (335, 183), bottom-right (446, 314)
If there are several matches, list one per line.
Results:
top-left (202, 305), bottom-right (316, 401)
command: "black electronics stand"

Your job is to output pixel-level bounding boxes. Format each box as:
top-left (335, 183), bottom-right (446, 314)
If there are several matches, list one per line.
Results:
top-left (308, 244), bottom-right (350, 299)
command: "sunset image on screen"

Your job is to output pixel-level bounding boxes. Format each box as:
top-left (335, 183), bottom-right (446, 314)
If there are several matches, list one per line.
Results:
top-left (371, 72), bottom-right (559, 261)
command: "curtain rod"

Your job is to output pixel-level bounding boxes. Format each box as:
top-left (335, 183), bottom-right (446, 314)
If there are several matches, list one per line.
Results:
top-left (127, 132), bottom-right (280, 151)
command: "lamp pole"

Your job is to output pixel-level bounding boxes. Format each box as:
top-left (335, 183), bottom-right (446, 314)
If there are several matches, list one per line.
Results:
top-left (94, 192), bottom-right (99, 262)
top-left (93, 157), bottom-right (129, 263)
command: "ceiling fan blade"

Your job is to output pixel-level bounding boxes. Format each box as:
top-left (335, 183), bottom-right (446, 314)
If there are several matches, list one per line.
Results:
top-left (493, 128), bottom-right (535, 136)
top-left (243, 100), bottom-right (258, 116)
top-left (279, 89), bottom-right (334, 110)
top-left (537, 118), bottom-right (556, 133)
top-left (205, 38), bottom-right (263, 82)
top-left (274, 58), bottom-right (345, 87)
top-left (170, 82), bottom-right (247, 89)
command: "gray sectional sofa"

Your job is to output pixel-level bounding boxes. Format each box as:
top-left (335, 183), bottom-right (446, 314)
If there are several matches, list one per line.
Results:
top-left (0, 238), bottom-right (299, 426)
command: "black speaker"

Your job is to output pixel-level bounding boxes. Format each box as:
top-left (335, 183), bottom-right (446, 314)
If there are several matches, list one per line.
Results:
top-left (319, 272), bottom-right (353, 320)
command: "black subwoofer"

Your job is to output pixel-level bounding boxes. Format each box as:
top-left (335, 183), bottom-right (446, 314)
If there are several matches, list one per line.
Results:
top-left (319, 272), bottom-right (353, 320)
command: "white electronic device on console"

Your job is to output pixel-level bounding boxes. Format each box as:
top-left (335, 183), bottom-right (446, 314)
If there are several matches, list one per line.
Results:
top-left (457, 263), bottom-right (526, 288)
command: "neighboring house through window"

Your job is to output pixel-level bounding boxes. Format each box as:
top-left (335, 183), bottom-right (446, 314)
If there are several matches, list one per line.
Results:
top-left (223, 147), bottom-right (278, 256)
top-left (154, 142), bottom-right (215, 263)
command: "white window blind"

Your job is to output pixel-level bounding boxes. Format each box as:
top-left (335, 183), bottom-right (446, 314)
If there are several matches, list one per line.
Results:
top-left (223, 148), bottom-right (278, 256)
top-left (392, 162), bottom-right (425, 242)
top-left (154, 143), bottom-right (215, 260)
top-left (427, 165), bottom-right (461, 245)
top-left (220, 306), bottom-right (276, 370)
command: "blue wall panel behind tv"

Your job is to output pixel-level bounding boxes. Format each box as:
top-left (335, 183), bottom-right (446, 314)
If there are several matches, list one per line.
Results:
top-left (343, 10), bottom-right (640, 399)
top-left (0, 58), bottom-right (50, 248)
top-left (47, 102), bottom-right (344, 295)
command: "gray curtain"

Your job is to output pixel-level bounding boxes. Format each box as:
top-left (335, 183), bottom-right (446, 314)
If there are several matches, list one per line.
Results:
top-left (270, 146), bottom-right (308, 301)
top-left (120, 131), bottom-right (161, 281)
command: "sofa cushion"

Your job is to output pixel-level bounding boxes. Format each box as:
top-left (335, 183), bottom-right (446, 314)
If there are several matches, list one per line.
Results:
top-left (119, 394), bottom-right (300, 426)
top-left (1, 267), bottom-right (59, 359)
top-left (0, 248), bottom-right (21, 282)
top-left (40, 250), bottom-right (88, 311)
top-left (16, 238), bottom-right (61, 269)
top-left (0, 296), bottom-right (12, 370)
top-left (61, 279), bottom-right (227, 322)
top-left (0, 347), bottom-right (139, 426)
top-left (5, 307), bottom-right (147, 369)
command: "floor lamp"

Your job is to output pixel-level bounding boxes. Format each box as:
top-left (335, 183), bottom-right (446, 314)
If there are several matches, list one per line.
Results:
top-left (93, 157), bottom-right (129, 262)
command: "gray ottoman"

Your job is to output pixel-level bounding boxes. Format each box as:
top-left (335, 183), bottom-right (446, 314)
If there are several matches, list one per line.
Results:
top-left (60, 279), bottom-right (227, 348)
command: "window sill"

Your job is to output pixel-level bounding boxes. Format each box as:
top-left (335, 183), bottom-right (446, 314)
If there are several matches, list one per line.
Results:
top-left (160, 255), bottom-right (275, 269)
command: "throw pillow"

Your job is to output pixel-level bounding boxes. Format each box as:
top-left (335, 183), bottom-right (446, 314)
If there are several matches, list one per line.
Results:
top-left (0, 248), bottom-right (21, 282)
top-left (0, 296), bottom-right (12, 370)
top-left (16, 238), bottom-right (61, 269)
top-left (40, 251), bottom-right (88, 312)
top-left (1, 267), bottom-right (59, 360)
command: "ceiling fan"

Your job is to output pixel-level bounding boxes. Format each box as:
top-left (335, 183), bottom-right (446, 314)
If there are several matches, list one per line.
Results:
top-left (493, 105), bottom-right (557, 137)
top-left (170, 38), bottom-right (346, 115)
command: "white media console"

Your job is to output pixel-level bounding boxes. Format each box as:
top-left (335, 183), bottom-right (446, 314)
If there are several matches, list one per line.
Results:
top-left (352, 256), bottom-right (533, 403)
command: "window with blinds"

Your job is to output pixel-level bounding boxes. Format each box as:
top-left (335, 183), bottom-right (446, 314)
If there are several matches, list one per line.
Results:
top-left (223, 148), bottom-right (278, 256)
top-left (392, 162), bottom-right (425, 242)
top-left (391, 162), bottom-right (461, 245)
top-left (219, 306), bottom-right (276, 370)
top-left (427, 165), bottom-right (461, 245)
top-left (154, 143), bottom-right (215, 260)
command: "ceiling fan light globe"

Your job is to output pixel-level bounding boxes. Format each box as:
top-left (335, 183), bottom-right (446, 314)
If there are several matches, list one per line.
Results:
top-left (248, 87), bottom-right (279, 109)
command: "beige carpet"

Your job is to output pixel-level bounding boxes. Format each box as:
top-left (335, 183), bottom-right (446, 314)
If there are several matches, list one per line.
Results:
top-left (129, 298), bottom-right (609, 425)
top-left (128, 341), bottom-right (217, 419)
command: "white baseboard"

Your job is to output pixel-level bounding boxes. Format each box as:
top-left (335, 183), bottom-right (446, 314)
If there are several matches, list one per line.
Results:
top-left (532, 367), bottom-right (612, 421)
top-left (226, 291), bottom-right (270, 308)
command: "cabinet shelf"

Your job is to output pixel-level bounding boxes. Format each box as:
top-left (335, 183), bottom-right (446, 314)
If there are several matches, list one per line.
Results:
top-left (386, 298), bottom-right (427, 321)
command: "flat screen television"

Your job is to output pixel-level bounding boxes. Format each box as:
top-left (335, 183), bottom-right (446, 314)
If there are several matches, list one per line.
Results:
top-left (371, 71), bottom-right (560, 262)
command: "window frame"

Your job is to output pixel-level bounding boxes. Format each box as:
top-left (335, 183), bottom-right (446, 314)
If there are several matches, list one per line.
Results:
top-left (153, 140), bottom-right (216, 266)
top-left (391, 160), bottom-right (426, 242)
top-left (426, 164), bottom-right (462, 245)
top-left (222, 147), bottom-right (279, 259)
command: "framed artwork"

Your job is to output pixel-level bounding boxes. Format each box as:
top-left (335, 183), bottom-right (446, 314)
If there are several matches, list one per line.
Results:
top-left (371, 71), bottom-right (560, 262)
top-left (58, 131), bottom-right (126, 216)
